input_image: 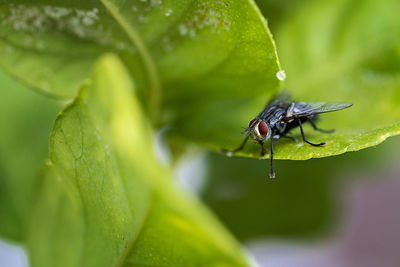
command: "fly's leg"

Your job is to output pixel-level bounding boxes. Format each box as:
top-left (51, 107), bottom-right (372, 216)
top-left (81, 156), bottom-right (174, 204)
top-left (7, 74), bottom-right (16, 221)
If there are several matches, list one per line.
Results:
top-left (259, 141), bottom-right (267, 157)
top-left (269, 139), bottom-right (275, 178)
top-left (232, 135), bottom-right (250, 152)
top-left (260, 140), bottom-right (275, 178)
top-left (221, 135), bottom-right (249, 156)
top-left (297, 118), bottom-right (326, 147)
top-left (309, 119), bottom-right (335, 133)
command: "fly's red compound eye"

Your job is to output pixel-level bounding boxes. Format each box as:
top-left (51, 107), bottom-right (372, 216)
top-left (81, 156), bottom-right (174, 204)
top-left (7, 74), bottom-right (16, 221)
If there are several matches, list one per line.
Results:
top-left (258, 121), bottom-right (268, 137)
top-left (249, 118), bottom-right (256, 127)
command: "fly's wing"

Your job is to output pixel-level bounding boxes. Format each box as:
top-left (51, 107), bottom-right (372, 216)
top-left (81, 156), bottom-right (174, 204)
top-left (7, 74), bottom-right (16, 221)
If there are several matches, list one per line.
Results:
top-left (289, 102), bottom-right (353, 118)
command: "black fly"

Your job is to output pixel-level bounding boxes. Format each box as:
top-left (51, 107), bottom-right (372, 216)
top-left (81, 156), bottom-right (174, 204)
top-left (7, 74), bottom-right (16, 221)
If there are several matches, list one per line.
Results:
top-left (222, 93), bottom-right (352, 178)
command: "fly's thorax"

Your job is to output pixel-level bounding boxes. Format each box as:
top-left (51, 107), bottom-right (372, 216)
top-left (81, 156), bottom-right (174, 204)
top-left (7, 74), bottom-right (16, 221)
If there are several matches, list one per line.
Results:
top-left (265, 111), bottom-right (287, 135)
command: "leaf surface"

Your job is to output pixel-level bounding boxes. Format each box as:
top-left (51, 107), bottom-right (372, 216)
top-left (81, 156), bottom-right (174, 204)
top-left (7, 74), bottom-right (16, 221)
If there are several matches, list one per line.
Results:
top-left (0, 0), bottom-right (281, 142)
top-left (0, 70), bottom-right (61, 241)
top-left (224, 0), bottom-right (400, 159)
top-left (27, 54), bottom-right (248, 267)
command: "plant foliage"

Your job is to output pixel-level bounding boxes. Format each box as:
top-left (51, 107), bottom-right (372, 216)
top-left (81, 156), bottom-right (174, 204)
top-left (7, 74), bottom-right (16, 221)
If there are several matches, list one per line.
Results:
top-left (0, 0), bottom-right (399, 266)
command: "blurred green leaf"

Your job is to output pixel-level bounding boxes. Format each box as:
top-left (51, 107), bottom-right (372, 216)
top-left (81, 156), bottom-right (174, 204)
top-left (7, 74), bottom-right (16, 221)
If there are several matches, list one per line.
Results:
top-left (27, 54), bottom-right (248, 267)
top-left (202, 136), bottom-right (400, 241)
top-left (222, 0), bottom-right (400, 160)
top-left (0, 0), bottom-right (281, 141)
top-left (0, 70), bottom-right (61, 242)
top-left (203, 154), bottom-right (333, 240)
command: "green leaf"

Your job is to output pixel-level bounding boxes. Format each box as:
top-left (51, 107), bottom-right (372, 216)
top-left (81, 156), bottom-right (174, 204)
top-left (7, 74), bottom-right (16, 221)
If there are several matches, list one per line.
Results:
top-left (224, 0), bottom-right (400, 159)
top-left (27, 54), bottom-right (249, 267)
top-left (0, 70), bottom-right (61, 241)
top-left (0, 1), bottom-right (281, 135)
top-left (203, 153), bottom-right (334, 240)
top-left (202, 136), bottom-right (400, 241)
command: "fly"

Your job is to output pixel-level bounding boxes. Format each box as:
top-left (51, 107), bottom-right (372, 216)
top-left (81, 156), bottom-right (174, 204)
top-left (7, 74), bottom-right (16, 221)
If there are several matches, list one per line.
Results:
top-left (222, 93), bottom-right (353, 178)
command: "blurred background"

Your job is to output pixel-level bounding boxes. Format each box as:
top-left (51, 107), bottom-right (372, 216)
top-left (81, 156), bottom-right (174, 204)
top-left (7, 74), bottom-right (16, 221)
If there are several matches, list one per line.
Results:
top-left (1, 67), bottom-right (400, 266)
top-left (1, 0), bottom-right (400, 266)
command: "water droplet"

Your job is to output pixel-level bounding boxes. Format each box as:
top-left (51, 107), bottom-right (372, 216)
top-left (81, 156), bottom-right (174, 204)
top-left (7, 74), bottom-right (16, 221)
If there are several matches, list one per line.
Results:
top-left (95, 126), bottom-right (102, 141)
top-left (188, 29), bottom-right (196, 38)
top-left (104, 144), bottom-right (110, 156)
top-left (150, 0), bottom-right (162, 7)
top-left (162, 36), bottom-right (173, 51)
top-left (187, 1), bottom-right (230, 35)
top-left (43, 6), bottom-right (70, 19)
top-left (5, 45), bottom-right (14, 53)
top-left (164, 8), bottom-right (173, 16)
top-left (138, 15), bottom-right (148, 23)
top-left (276, 70), bottom-right (286, 81)
top-left (178, 24), bottom-right (188, 36)
top-left (4, 5), bottom-right (102, 41)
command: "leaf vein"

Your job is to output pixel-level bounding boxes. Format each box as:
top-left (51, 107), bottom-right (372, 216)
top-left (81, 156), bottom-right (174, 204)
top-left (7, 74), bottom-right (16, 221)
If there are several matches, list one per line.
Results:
top-left (99, 0), bottom-right (161, 121)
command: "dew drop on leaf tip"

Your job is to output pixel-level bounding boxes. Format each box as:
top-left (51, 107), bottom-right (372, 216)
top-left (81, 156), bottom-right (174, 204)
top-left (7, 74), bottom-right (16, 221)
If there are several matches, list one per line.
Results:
top-left (164, 8), bottom-right (173, 16)
top-left (276, 70), bottom-right (286, 81)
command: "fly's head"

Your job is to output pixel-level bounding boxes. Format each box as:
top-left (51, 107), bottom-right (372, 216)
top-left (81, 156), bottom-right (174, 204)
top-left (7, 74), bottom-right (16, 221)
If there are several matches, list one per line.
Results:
top-left (247, 118), bottom-right (271, 141)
